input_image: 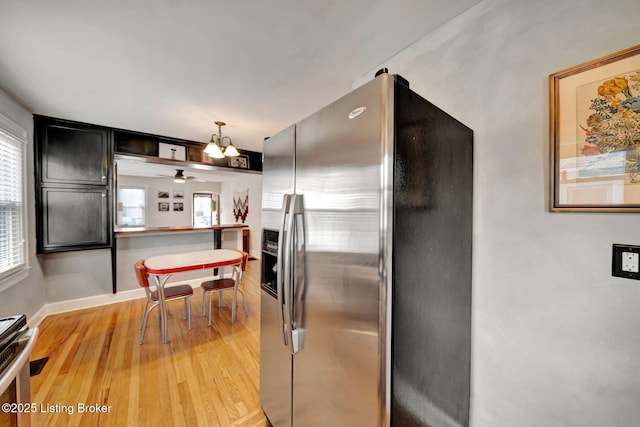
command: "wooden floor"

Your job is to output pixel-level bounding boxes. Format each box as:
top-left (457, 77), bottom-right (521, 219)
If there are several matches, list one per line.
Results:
top-left (30, 260), bottom-right (269, 427)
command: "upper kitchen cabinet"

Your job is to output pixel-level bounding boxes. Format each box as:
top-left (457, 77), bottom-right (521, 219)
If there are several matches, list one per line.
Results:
top-left (34, 115), bottom-right (113, 253)
top-left (35, 116), bottom-right (111, 185)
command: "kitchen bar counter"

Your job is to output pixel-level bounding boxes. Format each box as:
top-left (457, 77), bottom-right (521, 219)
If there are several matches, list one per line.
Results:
top-left (112, 223), bottom-right (249, 294)
top-left (115, 223), bottom-right (248, 235)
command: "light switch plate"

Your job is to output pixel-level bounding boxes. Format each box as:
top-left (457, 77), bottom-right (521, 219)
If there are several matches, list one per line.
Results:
top-left (612, 244), bottom-right (640, 280)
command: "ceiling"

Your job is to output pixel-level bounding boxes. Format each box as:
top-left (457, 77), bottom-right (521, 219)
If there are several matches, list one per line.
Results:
top-left (0, 0), bottom-right (479, 153)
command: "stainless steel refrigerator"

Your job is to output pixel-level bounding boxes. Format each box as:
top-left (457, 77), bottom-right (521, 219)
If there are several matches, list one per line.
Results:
top-left (260, 71), bottom-right (473, 427)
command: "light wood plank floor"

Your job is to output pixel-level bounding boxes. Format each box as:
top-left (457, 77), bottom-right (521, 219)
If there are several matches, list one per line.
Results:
top-left (30, 260), bottom-right (269, 427)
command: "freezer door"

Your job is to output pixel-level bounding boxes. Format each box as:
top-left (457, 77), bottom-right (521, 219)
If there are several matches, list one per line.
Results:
top-left (260, 290), bottom-right (293, 426)
top-left (261, 124), bottom-right (295, 426)
top-left (262, 125), bottom-right (295, 232)
top-left (292, 75), bottom-right (392, 426)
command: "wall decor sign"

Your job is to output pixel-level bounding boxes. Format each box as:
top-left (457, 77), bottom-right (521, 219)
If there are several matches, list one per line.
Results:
top-left (550, 44), bottom-right (640, 211)
top-left (233, 189), bottom-right (249, 223)
top-left (173, 202), bottom-right (184, 212)
top-left (158, 202), bottom-right (170, 212)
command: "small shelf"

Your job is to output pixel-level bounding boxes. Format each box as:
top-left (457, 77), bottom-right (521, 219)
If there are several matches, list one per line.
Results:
top-left (114, 153), bottom-right (262, 176)
top-left (114, 128), bottom-right (262, 172)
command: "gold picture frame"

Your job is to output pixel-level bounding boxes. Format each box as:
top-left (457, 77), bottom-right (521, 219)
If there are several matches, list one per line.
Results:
top-left (550, 44), bottom-right (640, 212)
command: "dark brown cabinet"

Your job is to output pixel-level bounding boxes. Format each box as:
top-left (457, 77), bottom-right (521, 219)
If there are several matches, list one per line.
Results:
top-left (39, 187), bottom-right (109, 250)
top-left (40, 123), bottom-right (110, 185)
top-left (35, 116), bottom-right (112, 253)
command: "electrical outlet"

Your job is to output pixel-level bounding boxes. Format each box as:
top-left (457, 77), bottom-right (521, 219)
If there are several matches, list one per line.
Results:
top-left (622, 252), bottom-right (639, 273)
top-left (612, 244), bottom-right (640, 280)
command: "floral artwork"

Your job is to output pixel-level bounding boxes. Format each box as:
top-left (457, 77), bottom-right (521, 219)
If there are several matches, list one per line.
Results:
top-left (550, 44), bottom-right (640, 211)
top-left (578, 72), bottom-right (640, 174)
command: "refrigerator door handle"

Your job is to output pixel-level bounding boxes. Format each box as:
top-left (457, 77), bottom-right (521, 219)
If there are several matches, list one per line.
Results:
top-left (284, 194), bottom-right (304, 354)
top-left (277, 194), bottom-right (291, 347)
top-left (283, 194), bottom-right (297, 354)
top-left (291, 194), bottom-right (305, 354)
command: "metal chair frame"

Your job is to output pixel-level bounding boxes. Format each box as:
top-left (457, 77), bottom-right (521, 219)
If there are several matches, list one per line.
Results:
top-left (135, 259), bottom-right (193, 344)
top-left (201, 251), bottom-right (249, 325)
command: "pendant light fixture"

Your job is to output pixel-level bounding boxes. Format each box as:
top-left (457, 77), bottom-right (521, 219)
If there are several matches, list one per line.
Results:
top-left (204, 121), bottom-right (240, 159)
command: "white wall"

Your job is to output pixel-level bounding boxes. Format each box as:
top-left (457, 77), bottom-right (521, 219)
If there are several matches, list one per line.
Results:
top-left (370, 0), bottom-right (640, 425)
top-left (0, 88), bottom-right (47, 320)
top-left (117, 175), bottom-right (222, 228)
top-left (220, 172), bottom-right (263, 259)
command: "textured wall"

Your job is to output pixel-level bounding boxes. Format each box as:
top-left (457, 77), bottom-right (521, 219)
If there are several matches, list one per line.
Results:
top-left (0, 87), bottom-right (47, 320)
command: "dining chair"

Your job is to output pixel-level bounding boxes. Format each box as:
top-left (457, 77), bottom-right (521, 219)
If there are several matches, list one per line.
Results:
top-left (134, 259), bottom-right (193, 344)
top-left (201, 251), bottom-right (249, 325)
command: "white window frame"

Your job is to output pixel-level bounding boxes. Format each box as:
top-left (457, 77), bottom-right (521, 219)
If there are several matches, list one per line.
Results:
top-left (0, 112), bottom-right (29, 292)
top-left (117, 185), bottom-right (147, 227)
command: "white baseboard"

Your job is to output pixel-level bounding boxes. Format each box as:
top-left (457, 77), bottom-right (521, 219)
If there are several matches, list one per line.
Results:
top-left (29, 288), bottom-right (145, 328)
top-left (28, 277), bottom-right (219, 328)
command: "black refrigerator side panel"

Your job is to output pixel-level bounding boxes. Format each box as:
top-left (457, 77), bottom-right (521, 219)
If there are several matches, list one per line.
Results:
top-left (391, 82), bottom-right (473, 427)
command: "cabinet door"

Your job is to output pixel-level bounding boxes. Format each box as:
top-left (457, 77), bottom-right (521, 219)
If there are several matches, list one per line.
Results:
top-left (39, 121), bottom-right (110, 185)
top-left (38, 186), bottom-right (110, 252)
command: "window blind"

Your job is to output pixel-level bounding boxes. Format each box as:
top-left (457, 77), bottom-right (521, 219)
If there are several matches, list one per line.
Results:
top-left (0, 122), bottom-right (26, 280)
top-left (118, 187), bottom-right (146, 226)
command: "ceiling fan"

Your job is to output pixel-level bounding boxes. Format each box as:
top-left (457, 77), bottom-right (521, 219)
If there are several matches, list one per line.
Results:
top-left (156, 169), bottom-right (205, 183)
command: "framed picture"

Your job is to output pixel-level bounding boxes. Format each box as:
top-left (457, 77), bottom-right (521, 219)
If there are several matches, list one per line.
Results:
top-left (173, 202), bottom-right (184, 212)
top-left (228, 154), bottom-right (249, 169)
top-left (200, 150), bottom-right (229, 166)
top-left (158, 202), bottom-right (170, 212)
top-left (550, 44), bottom-right (640, 212)
top-left (200, 150), bottom-right (217, 165)
top-left (172, 190), bottom-right (184, 199)
top-left (157, 190), bottom-right (169, 199)
top-left (158, 142), bottom-right (186, 161)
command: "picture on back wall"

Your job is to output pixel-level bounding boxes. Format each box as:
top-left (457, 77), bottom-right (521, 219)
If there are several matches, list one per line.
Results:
top-left (550, 44), bottom-right (640, 211)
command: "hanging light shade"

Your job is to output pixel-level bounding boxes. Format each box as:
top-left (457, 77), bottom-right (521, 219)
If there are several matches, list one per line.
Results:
top-left (204, 121), bottom-right (239, 158)
top-left (204, 138), bottom-right (225, 158)
top-left (223, 141), bottom-right (240, 157)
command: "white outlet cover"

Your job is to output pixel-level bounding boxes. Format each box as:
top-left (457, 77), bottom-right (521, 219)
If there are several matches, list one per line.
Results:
top-left (622, 252), bottom-right (640, 273)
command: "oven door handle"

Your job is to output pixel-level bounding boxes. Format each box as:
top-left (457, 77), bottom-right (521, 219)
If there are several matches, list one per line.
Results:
top-left (0, 327), bottom-right (38, 394)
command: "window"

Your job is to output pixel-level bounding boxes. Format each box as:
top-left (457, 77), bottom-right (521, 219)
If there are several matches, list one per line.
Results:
top-left (193, 192), bottom-right (219, 227)
top-left (0, 113), bottom-right (28, 288)
top-left (118, 187), bottom-right (146, 226)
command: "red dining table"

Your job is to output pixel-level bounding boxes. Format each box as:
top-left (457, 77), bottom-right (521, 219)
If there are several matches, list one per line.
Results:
top-left (144, 249), bottom-right (244, 344)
